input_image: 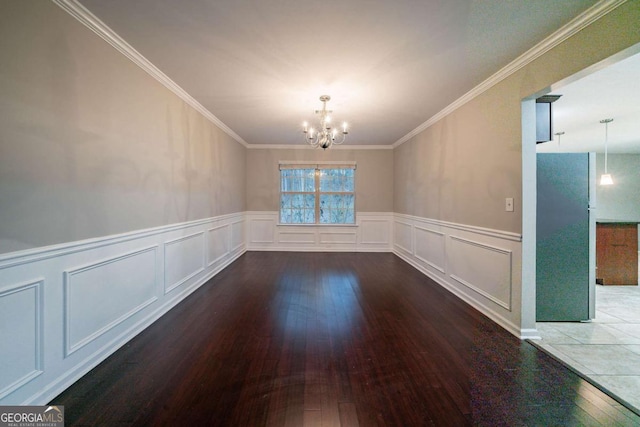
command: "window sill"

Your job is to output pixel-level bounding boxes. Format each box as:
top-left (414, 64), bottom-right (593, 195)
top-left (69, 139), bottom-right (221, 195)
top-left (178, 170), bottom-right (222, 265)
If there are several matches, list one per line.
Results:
top-left (276, 223), bottom-right (359, 227)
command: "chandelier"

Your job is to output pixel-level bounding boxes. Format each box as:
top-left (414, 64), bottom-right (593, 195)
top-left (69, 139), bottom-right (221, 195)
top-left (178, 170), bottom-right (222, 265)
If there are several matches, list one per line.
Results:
top-left (302, 95), bottom-right (348, 149)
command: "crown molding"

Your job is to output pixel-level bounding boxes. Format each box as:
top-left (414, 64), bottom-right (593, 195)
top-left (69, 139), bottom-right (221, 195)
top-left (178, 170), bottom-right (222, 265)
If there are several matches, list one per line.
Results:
top-left (52, 0), bottom-right (249, 148)
top-left (53, 0), bottom-right (625, 151)
top-left (247, 144), bottom-right (393, 150)
top-left (392, 0), bottom-right (628, 149)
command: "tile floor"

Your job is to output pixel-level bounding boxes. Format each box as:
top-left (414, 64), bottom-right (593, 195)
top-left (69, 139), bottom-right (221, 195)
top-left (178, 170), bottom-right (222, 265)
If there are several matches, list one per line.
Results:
top-left (533, 285), bottom-right (640, 414)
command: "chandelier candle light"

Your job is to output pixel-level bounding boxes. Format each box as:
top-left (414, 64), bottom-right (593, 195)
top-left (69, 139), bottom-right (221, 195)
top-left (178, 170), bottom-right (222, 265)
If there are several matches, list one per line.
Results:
top-left (600, 118), bottom-right (614, 186)
top-left (302, 95), bottom-right (348, 149)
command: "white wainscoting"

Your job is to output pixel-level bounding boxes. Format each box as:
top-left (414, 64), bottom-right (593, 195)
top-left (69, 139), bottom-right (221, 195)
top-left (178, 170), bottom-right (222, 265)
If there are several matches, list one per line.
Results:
top-left (0, 213), bottom-right (245, 405)
top-left (64, 246), bottom-right (158, 357)
top-left (392, 214), bottom-right (524, 338)
top-left (164, 232), bottom-right (205, 294)
top-left (245, 212), bottom-right (393, 252)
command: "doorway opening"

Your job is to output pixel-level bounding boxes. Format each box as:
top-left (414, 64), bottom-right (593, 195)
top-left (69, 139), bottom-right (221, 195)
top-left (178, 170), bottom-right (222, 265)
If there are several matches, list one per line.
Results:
top-left (522, 43), bottom-right (640, 414)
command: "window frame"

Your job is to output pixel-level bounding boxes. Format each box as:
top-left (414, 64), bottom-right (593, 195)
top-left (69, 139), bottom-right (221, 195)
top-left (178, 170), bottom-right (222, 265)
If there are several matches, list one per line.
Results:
top-left (279, 162), bottom-right (356, 225)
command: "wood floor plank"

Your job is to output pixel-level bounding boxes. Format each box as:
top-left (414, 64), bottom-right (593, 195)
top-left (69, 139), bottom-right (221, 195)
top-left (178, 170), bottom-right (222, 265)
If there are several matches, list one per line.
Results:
top-left (50, 252), bottom-right (640, 426)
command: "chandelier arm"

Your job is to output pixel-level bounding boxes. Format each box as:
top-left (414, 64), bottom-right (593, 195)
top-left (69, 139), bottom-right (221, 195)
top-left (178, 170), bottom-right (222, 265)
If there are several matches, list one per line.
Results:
top-left (332, 132), bottom-right (347, 145)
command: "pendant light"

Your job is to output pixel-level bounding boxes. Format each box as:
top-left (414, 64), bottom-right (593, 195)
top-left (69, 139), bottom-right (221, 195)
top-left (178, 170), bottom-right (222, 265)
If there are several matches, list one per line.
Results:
top-left (554, 131), bottom-right (564, 151)
top-left (599, 118), bottom-right (613, 186)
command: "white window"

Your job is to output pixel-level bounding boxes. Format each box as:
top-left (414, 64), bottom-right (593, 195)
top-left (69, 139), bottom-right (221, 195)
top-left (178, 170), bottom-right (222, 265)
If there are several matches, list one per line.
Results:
top-left (279, 163), bottom-right (356, 224)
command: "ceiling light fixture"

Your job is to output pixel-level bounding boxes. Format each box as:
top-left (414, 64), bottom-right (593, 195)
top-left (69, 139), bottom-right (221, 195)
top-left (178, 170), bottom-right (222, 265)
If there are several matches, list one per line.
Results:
top-left (600, 118), bottom-right (614, 186)
top-left (302, 95), bottom-right (348, 149)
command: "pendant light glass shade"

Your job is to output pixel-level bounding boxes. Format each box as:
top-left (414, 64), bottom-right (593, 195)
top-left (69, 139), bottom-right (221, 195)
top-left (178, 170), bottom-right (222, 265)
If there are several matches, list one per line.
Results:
top-left (600, 173), bottom-right (613, 186)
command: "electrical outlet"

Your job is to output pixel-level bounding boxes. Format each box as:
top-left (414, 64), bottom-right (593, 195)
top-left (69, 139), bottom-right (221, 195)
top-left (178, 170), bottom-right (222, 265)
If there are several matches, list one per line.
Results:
top-left (505, 197), bottom-right (514, 212)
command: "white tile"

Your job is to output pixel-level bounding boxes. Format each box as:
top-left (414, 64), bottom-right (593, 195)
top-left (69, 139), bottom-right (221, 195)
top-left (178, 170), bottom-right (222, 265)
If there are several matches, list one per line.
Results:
top-left (551, 345), bottom-right (640, 375)
top-left (537, 285), bottom-right (640, 413)
top-left (592, 310), bottom-right (625, 323)
top-left (533, 323), bottom-right (582, 344)
top-left (608, 324), bottom-right (640, 340)
top-left (624, 345), bottom-right (640, 356)
top-left (547, 323), bottom-right (640, 345)
top-left (537, 344), bottom-right (595, 375)
top-left (600, 307), bottom-right (640, 323)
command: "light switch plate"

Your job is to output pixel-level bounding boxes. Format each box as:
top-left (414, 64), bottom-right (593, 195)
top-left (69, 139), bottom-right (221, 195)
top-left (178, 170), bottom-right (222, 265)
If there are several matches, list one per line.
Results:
top-left (505, 197), bottom-right (514, 212)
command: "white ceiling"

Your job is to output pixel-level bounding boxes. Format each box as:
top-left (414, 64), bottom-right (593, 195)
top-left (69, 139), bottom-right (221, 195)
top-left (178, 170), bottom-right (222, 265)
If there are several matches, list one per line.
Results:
top-left (77, 0), bottom-right (604, 147)
top-left (538, 51), bottom-right (640, 154)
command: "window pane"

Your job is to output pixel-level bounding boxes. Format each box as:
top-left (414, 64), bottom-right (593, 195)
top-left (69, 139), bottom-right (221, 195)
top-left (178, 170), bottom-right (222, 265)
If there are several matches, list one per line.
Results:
top-left (294, 170), bottom-right (303, 192)
top-left (334, 193), bottom-right (343, 208)
top-left (345, 210), bottom-right (354, 223)
top-left (319, 170), bottom-right (330, 191)
top-left (281, 193), bottom-right (291, 208)
top-left (279, 194), bottom-right (314, 224)
top-left (320, 170), bottom-right (335, 192)
top-left (319, 193), bottom-right (355, 224)
top-left (344, 169), bottom-right (354, 192)
top-left (291, 208), bottom-right (305, 223)
top-left (345, 194), bottom-right (355, 210)
top-left (292, 193), bottom-right (304, 209)
top-left (320, 168), bottom-right (354, 193)
top-left (320, 206), bottom-right (330, 223)
top-left (280, 209), bottom-right (291, 223)
top-left (304, 169), bottom-right (315, 192)
top-left (304, 193), bottom-right (315, 209)
top-left (281, 169), bottom-right (315, 192)
top-left (304, 209), bottom-right (315, 223)
top-left (320, 193), bottom-right (329, 207)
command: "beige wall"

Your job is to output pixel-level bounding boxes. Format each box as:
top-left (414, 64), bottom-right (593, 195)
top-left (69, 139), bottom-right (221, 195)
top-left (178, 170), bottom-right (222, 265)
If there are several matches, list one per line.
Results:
top-left (0, 2), bottom-right (246, 254)
top-left (596, 153), bottom-right (640, 223)
top-left (3, 1), bottom-right (639, 254)
top-left (394, 2), bottom-right (640, 233)
top-left (246, 148), bottom-right (393, 212)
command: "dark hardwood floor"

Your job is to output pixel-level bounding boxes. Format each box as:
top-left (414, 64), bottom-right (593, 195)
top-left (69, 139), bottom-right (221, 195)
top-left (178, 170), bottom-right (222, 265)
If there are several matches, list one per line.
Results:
top-left (51, 252), bottom-right (640, 426)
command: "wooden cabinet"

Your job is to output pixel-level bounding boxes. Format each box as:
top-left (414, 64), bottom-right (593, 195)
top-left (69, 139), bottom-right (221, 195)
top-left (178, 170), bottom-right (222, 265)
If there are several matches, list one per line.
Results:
top-left (596, 223), bottom-right (639, 286)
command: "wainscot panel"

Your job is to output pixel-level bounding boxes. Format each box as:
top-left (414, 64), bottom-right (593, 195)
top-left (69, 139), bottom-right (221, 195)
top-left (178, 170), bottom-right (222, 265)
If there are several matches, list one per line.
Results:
top-left (319, 231), bottom-right (357, 244)
top-left (164, 232), bottom-right (205, 294)
top-left (64, 247), bottom-right (158, 356)
top-left (414, 226), bottom-right (446, 274)
top-left (0, 280), bottom-right (43, 400)
top-left (393, 220), bottom-right (413, 255)
top-left (207, 225), bottom-right (229, 266)
top-left (231, 221), bottom-right (245, 251)
top-left (360, 218), bottom-right (391, 246)
top-left (0, 213), bottom-right (245, 405)
top-left (393, 214), bottom-right (523, 338)
top-left (449, 236), bottom-right (512, 310)
top-left (246, 212), bottom-right (393, 252)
